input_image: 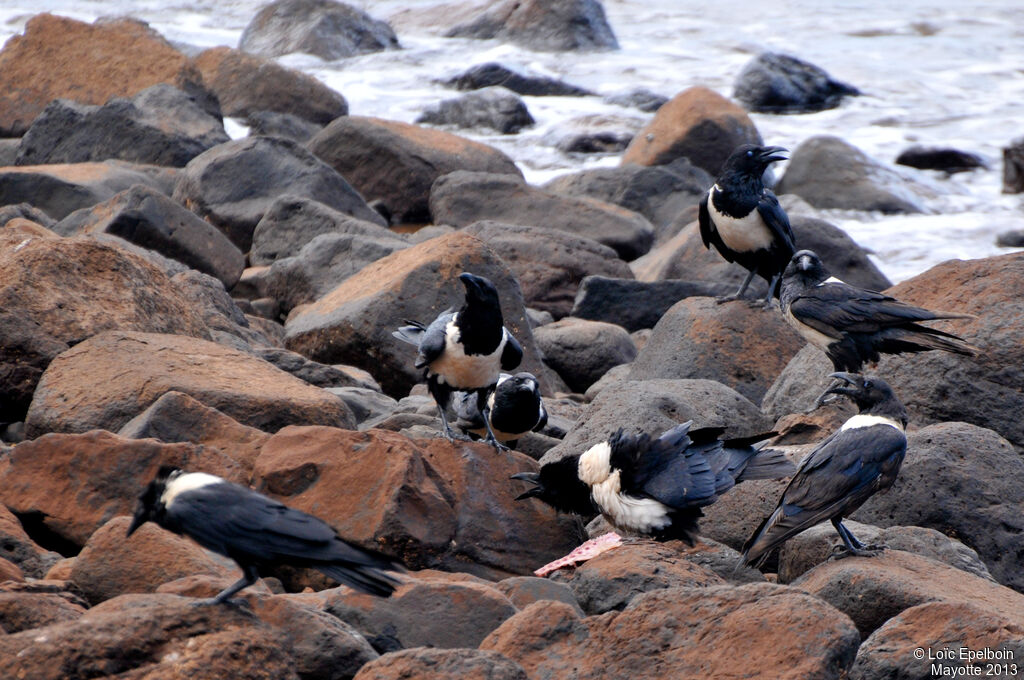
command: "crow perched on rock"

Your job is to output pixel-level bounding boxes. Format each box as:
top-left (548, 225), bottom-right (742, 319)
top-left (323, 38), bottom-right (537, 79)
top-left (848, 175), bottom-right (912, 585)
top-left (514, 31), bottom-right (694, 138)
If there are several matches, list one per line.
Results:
top-left (454, 371), bottom-right (547, 447)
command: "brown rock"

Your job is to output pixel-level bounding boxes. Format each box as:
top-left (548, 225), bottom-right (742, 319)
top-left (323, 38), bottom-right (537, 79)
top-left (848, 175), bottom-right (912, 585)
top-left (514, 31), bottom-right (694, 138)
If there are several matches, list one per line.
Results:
top-left (354, 648), bottom-right (528, 680)
top-left (0, 235), bottom-right (209, 424)
top-left (0, 430), bottom-right (246, 548)
top-left (481, 583), bottom-right (860, 679)
top-left (628, 296), bottom-right (804, 403)
top-left (0, 588), bottom-right (86, 633)
top-left (194, 46), bottom-right (347, 125)
top-left (0, 557), bottom-right (23, 582)
top-left (70, 516), bottom-right (237, 605)
top-left (620, 87), bottom-right (762, 176)
top-left (308, 116), bottom-right (521, 224)
top-left (252, 426), bottom-right (578, 579)
top-left (445, 0), bottom-right (619, 52)
top-left (548, 541), bottom-right (725, 614)
top-left (25, 330), bottom-right (356, 436)
top-left (851, 602), bottom-right (1024, 680)
top-left (699, 475), bottom-right (792, 555)
top-left (792, 549), bottom-right (1024, 637)
top-left (0, 14), bottom-right (215, 137)
top-left (0, 503), bottom-right (61, 578)
top-left (494, 576), bottom-right (582, 613)
top-left (284, 232), bottom-right (557, 398)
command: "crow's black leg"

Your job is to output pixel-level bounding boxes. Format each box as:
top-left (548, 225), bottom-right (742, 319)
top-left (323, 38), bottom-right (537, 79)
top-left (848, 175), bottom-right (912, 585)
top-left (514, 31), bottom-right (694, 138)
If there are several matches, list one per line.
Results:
top-left (477, 388), bottom-right (510, 453)
top-left (200, 564), bottom-right (260, 606)
top-left (758, 272), bottom-right (781, 309)
top-left (427, 379), bottom-right (468, 443)
top-left (831, 518), bottom-right (884, 559)
top-left (716, 268), bottom-right (757, 304)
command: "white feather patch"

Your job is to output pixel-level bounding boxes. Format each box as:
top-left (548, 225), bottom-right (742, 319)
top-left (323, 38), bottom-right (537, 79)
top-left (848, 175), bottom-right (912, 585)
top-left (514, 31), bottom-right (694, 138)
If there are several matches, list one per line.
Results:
top-left (429, 316), bottom-right (507, 389)
top-left (591, 470), bottom-right (672, 533)
top-left (840, 414), bottom-right (905, 432)
top-left (161, 472), bottom-right (223, 507)
top-left (577, 441), bottom-right (613, 486)
top-left (708, 186), bottom-right (775, 252)
top-left (783, 305), bottom-right (838, 351)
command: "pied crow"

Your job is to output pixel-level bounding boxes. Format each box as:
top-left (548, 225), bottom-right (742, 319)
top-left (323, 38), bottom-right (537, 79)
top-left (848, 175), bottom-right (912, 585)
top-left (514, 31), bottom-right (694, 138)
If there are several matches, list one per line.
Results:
top-left (512, 421), bottom-right (793, 545)
top-left (127, 466), bottom-right (401, 603)
top-left (454, 372), bottom-right (547, 447)
top-left (393, 272), bottom-right (523, 450)
top-left (741, 373), bottom-right (907, 567)
top-left (699, 143), bottom-right (796, 306)
top-left (781, 249), bottom-right (977, 372)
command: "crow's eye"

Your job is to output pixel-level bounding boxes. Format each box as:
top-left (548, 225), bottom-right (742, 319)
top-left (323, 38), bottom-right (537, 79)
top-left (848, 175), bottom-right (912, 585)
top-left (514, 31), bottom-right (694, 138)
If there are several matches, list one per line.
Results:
top-left (746, 150), bottom-right (754, 157)
top-left (863, 380), bottom-right (873, 389)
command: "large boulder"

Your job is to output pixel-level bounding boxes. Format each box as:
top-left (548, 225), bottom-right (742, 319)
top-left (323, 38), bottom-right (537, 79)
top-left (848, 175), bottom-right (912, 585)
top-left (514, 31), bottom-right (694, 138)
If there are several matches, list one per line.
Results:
top-left (15, 84), bottom-right (228, 167)
top-left (0, 235), bottom-right (209, 424)
top-left (534, 318), bottom-right (637, 393)
top-left (174, 136), bottom-right (385, 251)
top-left (0, 14), bottom-right (216, 137)
top-left (481, 584), bottom-right (860, 679)
top-left (194, 46), bottom-right (348, 125)
top-left (627, 297), bottom-right (804, 404)
top-left (430, 171), bottom-right (654, 260)
top-left (240, 0), bottom-right (399, 60)
top-left (733, 52), bottom-right (859, 114)
top-left (0, 504), bottom-right (61, 579)
top-left (53, 184), bottom-right (245, 289)
top-left (443, 62), bottom-right (594, 97)
top-left (25, 330), bottom-right (356, 437)
top-left (0, 585), bottom-right (86, 634)
top-left (462, 221), bottom-right (632, 319)
top-left (776, 135), bottom-right (937, 213)
top-left (308, 116), bottom-right (521, 224)
top-left (354, 648), bottom-right (527, 680)
top-left (284, 232), bottom-right (557, 398)
top-left (445, 0), bottom-right (618, 52)
top-left (252, 426), bottom-right (579, 578)
top-left (416, 87), bottom-right (535, 135)
top-left (569, 277), bottom-right (733, 332)
top-left (620, 87), bottom-right (762, 176)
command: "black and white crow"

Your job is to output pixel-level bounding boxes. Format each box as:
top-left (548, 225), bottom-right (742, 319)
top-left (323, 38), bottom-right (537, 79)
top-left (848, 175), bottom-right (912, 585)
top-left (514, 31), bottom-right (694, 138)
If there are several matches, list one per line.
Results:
top-left (393, 272), bottom-right (523, 450)
top-left (127, 466), bottom-right (401, 603)
top-left (512, 421), bottom-right (793, 545)
top-left (780, 249), bottom-right (977, 372)
top-left (454, 372), bottom-right (547, 446)
top-left (741, 373), bottom-right (908, 568)
top-left (699, 143), bottom-right (796, 306)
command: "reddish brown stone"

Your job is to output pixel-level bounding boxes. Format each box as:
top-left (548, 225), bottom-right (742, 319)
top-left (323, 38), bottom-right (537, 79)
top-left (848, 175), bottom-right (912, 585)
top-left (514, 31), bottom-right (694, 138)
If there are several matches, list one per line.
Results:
top-left (354, 648), bottom-right (527, 680)
top-left (0, 588), bottom-right (86, 633)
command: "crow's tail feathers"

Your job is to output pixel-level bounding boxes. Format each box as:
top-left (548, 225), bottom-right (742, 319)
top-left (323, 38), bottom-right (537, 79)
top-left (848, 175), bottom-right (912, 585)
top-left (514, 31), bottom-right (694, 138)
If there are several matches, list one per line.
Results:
top-left (885, 324), bottom-right (979, 358)
top-left (392, 319), bottom-right (427, 347)
top-left (735, 445), bottom-right (796, 482)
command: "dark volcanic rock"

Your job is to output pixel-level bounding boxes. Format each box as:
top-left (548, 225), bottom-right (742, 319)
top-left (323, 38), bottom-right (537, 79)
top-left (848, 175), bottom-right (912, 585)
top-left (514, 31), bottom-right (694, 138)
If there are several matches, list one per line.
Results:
top-left (443, 62), bottom-right (594, 97)
top-left (430, 171), bottom-right (654, 260)
top-left (445, 0), bottom-right (618, 52)
top-left (239, 0), bottom-right (399, 60)
top-left (534, 318), bottom-right (637, 393)
top-left (0, 504), bottom-right (61, 579)
top-left (174, 135), bottom-right (385, 251)
top-left (1004, 136), bottom-right (1024, 193)
top-left (246, 110), bottom-right (326, 143)
top-left (54, 183), bottom-right (246, 289)
top-left (308, 116), bottom-right (521, 224)
top-left (896, 145), bottom-right (986, 173)
top-left (195, 46), bottom-right (348, 125)
top-left (0, 202), bottom-right (56, 229)
top-left (733, 52), bottom-right (860, 114)
top-left (996, 228), bottom-right (1024, 248)
top-left (354, 648), bottom-right (527, 680)
top-left (0, 586), bottom-right (86, 633)
top-left (570, 277), bottom-right (733, 332)
top-left (604, 88), bottom-right (669, 112)
top-left (15, 84), bottom-right (228, 167)
top-left (416, 87), bottom-right (535, 134)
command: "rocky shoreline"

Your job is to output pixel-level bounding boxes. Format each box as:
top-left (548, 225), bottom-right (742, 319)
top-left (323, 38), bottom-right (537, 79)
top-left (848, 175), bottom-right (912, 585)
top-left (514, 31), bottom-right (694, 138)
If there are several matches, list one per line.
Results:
top-left (1, 2), bottom-right (1023, 679)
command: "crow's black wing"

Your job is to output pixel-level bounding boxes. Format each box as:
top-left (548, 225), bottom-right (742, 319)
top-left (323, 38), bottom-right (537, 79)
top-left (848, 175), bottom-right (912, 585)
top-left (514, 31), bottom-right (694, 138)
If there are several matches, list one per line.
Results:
top-left (698, 192), bottom-right (714, 249)
top-left (612, 423), bottom-right (719, 511)
top-left (500, 328), bottom-right (523, 371)
top-left (413, 311), bottom-right (454, 368)
top-left (756, 191), bottom-right (796, 253)
top-left (788, 282), bottom-right (943, 337)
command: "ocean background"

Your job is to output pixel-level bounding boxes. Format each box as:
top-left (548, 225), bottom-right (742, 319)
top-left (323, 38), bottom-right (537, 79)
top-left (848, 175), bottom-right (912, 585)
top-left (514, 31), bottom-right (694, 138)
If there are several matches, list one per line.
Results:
top-left (2, 0), bottom-right (1022, 282)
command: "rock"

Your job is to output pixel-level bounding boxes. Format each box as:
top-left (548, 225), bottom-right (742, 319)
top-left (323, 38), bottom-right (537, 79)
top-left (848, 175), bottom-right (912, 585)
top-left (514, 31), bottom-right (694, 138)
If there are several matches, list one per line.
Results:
top-left (494, 577), bottom-right (582, 613)
top-left (462, 221), bottom-right (632, 319)
top-left (118, 390), bottom-right (271, 469)
top-left (308, 116), bottom-right (521, 225)
top-left (543, 158), bottom-right (713, 237)
top-left (1003, 136), bottom-right (1024, 193)
top-left (604, 88), bottom-right (668, 112)
top-left (70, 516), bottom-right (237, 605)
top-left (540, 378), bottom-right (773, 467)
top-left (760, 345), bottom-right (841, 422)
top-left (896, 144), bottom-right (986, 173)
top-left (733, 52), bottom-right (860, 114)
top-left (0, 202), bottom-right (56, 229)
top-left (0, 587), bottom-right (86, 633)
top-left (326, 388), bottom-right (399, 428)
top-left (0, 160), bottom-right (176, 220)
top-left (778, 521), bottom-right (995, 584)
top-left (442, 62), bottom-right (594, 97)
top-left (174, 136), bottom-right (385, 251)
top-left (697, 476), bottom-right (793, 557)
top-left (0, 139), bottom-right (20, 166)
top-left (169, 270), bottom-right (274, 349)
top-left (0, 235), bottom-right (209, 423)
top-left (251, 194), bottom-right (405, 266)
top-left (0, 430), bottom-right (246, 548)
top-left (776, 135), bottom-right (936, 213)
top-left (793, 550), bottom-right (1024, 637)
top-left (570, 276), bottom-right (733, 332)
top-left (481, 584), bottom-right (860, 679)
top-left (996, 228), bottom-right (1024, 247)
top-left (0, 504), bottom-right (61, 578)
top-left (354, 648), bottom-right (527, 680)
top-left (430, 171), bottom-right (654, 260)
top-left (548, 542), bottom-right (725, 614)
top-left (252, 426), bottom-right (579, 578)
top-left (627, 297), bottom-right (804, 403)
top-left (16, 84), bottom-right (228, 167)
top-left (54, 183), bottom-right (245, 289)
top-left (240, 0), bottom-right (399, 60)
top-left (284, 232), bottom-right (556, 398)
top-left (325, 578), bottom-right (517, 651)
top-left (194, 46), bottom-right (348, 125)
top-left (850, 601), bottom-right (1024, 680)
top-left (445, 0), bottom-right (618, 52)
top-left (555, 129), bottom-right (635, 156)
top-left (0, 14), bottom-right (215, 137)
top-left (416, 87), bottom-right (534, 135)
top-left (247, 110), bottom-right (326, 143)
top-left (534, 318), bottom-right (637, 393)
top-left (26, 330), bottom-right (356, 436)
top-left (254, 347), bottom-right (372, 390)
top-left (0, 557), bottom-right (23, 582)
top-left (621, 86), bottom-right (762, 176)
top-left (674, 538), bottom-right (766, 585)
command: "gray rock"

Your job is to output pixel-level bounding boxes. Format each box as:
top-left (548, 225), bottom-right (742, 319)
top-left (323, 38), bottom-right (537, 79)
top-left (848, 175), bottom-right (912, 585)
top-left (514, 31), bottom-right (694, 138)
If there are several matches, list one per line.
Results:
top-left (733, 52), bottom-right (859, 114)
top-left (996, 228), bottom-right (1024, 248)
top-left (256, 347), bottom-right (372, 389)
top-left (416, 87), bottom-right (534, 134)
top-left (571, 277), bottom-right (734, 332)
top-left (443, 62), bottom-right (594, 96)
top-left (534, 318), bottom-right (637, 393)
top-left (325, 386), bottom-right (398, 427)
top-left (0, 202), bottom-right (56, 228)
top-left (171, 270), bottom-right (272, 349)
top-left (1003, 136), bottom-right (1024, 193)
top-left (246, 110), bottom-right (324, 143)
top-left (603, 88), bottom-right (668, 112)
top-left (495, 576), bottom-right (583, 614)
top-left (445, 0), bottom-right (618, 52)
top-left (895, 145), bottom-right (986, 173)
top-left (239, 0), bottom-right (399, 60)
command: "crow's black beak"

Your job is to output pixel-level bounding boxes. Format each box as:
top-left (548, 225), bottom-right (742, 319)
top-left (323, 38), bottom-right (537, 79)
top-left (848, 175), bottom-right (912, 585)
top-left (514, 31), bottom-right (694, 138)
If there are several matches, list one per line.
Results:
top-left (459, 272), bottom-right (483, 293)
top-left (815, 372), bottom-right (861, 407)
top-left (126, 509), bottom-right (147, 537)
top-left (510, 472), bottom-right (542, 501)
top-left (758, 146), bottom-right (788, 163)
